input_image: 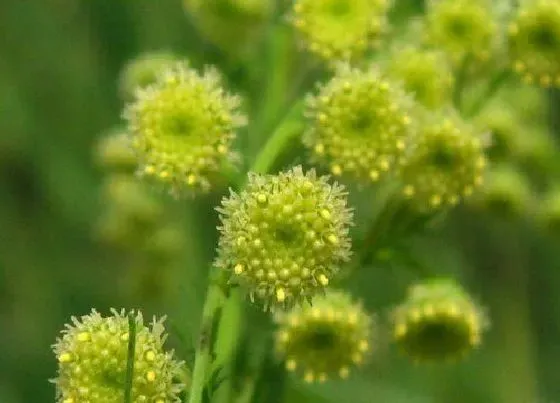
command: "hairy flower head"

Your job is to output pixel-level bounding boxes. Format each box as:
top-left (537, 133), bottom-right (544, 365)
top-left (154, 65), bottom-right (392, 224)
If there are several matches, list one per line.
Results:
top-left (119, 52), bottom-right (179, 100)
top-left (124, 62), bottom-right (246, 197)
top-left (52, 309), bottom-right (184, 403)
top-left (398, 111), bottom-right (487, 210)
top-left (508, 0), bottom-right (560, 87)
top-left (423, 0), bottom-right (498, 64)
top-left (290, 0), bottom-right (390, 62)
top-left (384, 46), bottom-right (454, 109)
top-left (274, 290), bottom-right (373, 382)
top-left (392, 279), bottom-right (487, 363)
top-left (304, 64), bottom-right (413, 183)
top-left (215, 166), bottom-right (353, 310)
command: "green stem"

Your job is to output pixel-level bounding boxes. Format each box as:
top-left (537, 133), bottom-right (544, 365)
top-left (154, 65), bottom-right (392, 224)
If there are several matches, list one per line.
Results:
top-left (124, 311), bottom-right (137, 403)
top-left (250, 101), bottom-right (305, 174)
top-left (452, 54), bottom-right (470, 112)
top-left (188, 283), bottom-right (226, 403)
top-left (187, 99), bottom-right (305, 403)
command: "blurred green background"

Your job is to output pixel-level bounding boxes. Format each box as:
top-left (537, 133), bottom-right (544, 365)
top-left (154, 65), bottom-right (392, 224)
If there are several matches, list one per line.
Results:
top-left (1, 1), bottom-right (559, 402)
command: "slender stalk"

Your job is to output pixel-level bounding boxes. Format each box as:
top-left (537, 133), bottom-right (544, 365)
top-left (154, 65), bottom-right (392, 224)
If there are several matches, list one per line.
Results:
top-left (452, 55), bottom-right (470, 112)
top-left (187, 99), bottom-right (306, 403)
top-left (124, 310), bottom-right (137, 403)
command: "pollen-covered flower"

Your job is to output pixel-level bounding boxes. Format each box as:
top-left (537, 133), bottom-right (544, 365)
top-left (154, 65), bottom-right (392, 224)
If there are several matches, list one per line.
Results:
top-left (95, 129), bottom-right (137, 174)
top-left (398, 111), bottom-right (487, 210)
top-left (303, 64), bottom-right (413, 183)
top-left (290, 0), bottom-right (390, 62)
top-left (508, 0), bottom-right (560, 87)
top-left (471, 164), bottom-right (533, 217)
top-left (384, 46), bottom-right (454, 109)
top-left (274, 290), bottom-right (373, 382)
top-left (215, 166), bottom-right (353, 310)
top-left (124, 62), bottom-right (246, 197)
top-left (52, 309), bottom-right (184, 403)
top-left (119, 52), bottom-right (179, 100)
top-left (423, 0), bottom-right (498, 64)
top-left (392, 279), bottom-right (487, 363)
top-left (184, 0), bottom-right (273, 55)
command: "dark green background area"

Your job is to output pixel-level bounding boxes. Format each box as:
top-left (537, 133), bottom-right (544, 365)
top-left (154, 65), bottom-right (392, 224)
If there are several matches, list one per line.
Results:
top-left (0, 1), bottom-right (559, 402)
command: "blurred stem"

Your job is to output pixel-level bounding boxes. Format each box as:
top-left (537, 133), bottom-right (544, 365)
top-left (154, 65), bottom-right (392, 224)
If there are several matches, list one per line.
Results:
top-left (250, 100), bottom-right (305, 174)
top-left (248, 22), bottom-right (294, 158)
top-left (188, 99), bottom-right (305, 403)
top-left (124, 310), bottom-right (137, 403)
top-left (452, 54), bottom-right (470, 112)
top-left (465, 69), bottom-right (511, 118)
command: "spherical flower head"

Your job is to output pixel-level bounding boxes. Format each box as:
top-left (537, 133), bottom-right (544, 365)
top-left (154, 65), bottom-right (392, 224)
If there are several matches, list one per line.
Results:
top-left (398, 111), bottom-right (487, 210)
top-left (508, 0), bottom-right (560, 87)
top-left (472, 164), bottom-right (533, 217)
top-left (290, 0), bottom-right (390, 62)
top-left (124, 62), bottom-right (246, 197)
top-left (119, 52), bottom-right (179, 101)
top-left (274, 290), bottom-right (373, 382)
top-left (215, 166), bottom-right (353, 311)
top-left (423, 0), bottom-right (498, 64)
top-left (384, 46), bottom-right (454, 109)
top-left (303, 64), bottom-right (413, 184)
top-left (52, 309), bottom-right (184, 403)
top-left (392, 279), bottom-right (487, 363)
top-left (184, 0), bottom-right (273, 55)
top-left (95, 129), bottom-right (137, 174)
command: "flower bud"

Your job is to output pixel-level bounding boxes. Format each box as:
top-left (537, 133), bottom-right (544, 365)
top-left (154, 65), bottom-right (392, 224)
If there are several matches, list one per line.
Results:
top-left (384, 46), bottom-right (454, 109)
top-left (398, 110), bottom-right (487, 210)
top-left (52, 309), bottom-right (184, 403)
top-left (392, 279), bottom-right (487, 363)
top-left (274, 290), bottom-right (373, 382)
top-left (95, 129), bottom-right (137, 174)
top-left (508, 0), bottom-right (560, 87)
top-left (290, 0), bottom-right (390, 62)
top-left (303, 64), bottom-right (413, 184)
top-left (215, 166), bottom-right (353, 310)
top-left (124, 61), bottom-right (246, 197)
top-left (119, 51), bottom-right (179, 101)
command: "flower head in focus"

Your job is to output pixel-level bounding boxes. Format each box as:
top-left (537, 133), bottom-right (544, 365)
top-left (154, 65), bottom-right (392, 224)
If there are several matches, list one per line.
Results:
top-left (215, 166), bottom-right (353, 311)
top-left (52, 309), bottom-right (184, 403)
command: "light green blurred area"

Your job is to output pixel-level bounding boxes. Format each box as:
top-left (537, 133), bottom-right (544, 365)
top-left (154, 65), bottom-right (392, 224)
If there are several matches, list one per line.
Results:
top-left (0, 1), bottom-right (559, 403)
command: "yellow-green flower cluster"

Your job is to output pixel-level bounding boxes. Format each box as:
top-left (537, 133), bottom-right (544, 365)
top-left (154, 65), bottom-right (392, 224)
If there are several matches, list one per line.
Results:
top-left (290, 0), bottom-right (390, 62)
top-left (274, 290), bottom-right (373, 382)
top-left (423, 0), bottom-right (498, 64)
top-left (398, 112), bottom-right (487, 210)
top-left (304, 64), bottom-right (413, 183)
top-left (52, 309), bottom-right (184, 403)
top-left (183, 0), bottom-right (273, 55)
top-left (392, 280), bottom-right (487, 363)
top-left (508, 0), bottom-right (560, 87)
top-left (124, 61), bottom-right (246, 197)
top-left (215, 166), bottom-right (353, 311)
top-left (384, 46), bottom-right (454, 109)
top-left (119, 52), bottom-right (179, 101)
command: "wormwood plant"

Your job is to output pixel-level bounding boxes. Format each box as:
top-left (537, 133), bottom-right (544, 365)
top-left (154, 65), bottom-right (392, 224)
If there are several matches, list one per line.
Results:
top-left (52, 0), bottom-right (560, 402)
